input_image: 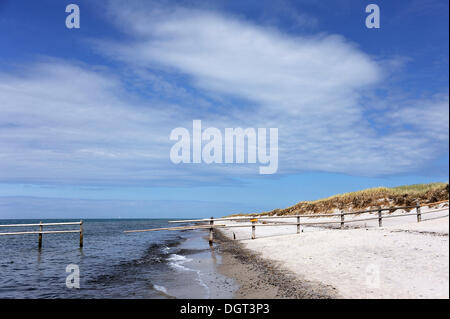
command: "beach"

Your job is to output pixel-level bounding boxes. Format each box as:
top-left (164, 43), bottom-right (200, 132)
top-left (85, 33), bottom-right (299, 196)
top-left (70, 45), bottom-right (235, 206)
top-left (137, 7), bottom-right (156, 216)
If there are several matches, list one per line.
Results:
top-left (215, 231), bottom-right (338, 298)
top-left (216, 206), bottom-right (449, 299)
top-left (0, 206), bottom-right (447, 299)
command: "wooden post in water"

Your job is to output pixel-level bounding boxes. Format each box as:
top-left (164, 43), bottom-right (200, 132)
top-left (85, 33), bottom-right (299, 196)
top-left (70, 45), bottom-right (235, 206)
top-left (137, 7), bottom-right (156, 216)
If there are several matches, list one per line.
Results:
top-left (378, 207), bottom-right (383, 227)
top-left (38, 221), bottom-right (43, 249)
top-left (296, 216), bottom-right (301, 234)
top-left (79, 220), bottom-right (84, 248)
top-left (416, 202), bottom-right (422, 223)
top-left (340, 211), bottom-right (344, 229)
top-left (209, 217), bottom-right (214, 245)
top-left (251, 220), bottom-right (256, 239)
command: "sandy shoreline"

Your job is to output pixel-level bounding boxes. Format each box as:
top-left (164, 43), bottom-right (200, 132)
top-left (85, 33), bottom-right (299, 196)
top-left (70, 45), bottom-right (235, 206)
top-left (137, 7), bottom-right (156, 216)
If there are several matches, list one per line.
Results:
top-left (214, 230), bottom-right (339, 298)
top-left (215, 206), bottom-right (449, 299)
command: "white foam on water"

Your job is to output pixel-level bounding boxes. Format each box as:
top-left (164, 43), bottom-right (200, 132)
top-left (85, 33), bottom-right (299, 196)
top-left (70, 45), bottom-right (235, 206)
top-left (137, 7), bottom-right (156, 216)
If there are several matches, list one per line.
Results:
top-left (168, 254), bottom-right (192, 272)
top-left (168, 254), bottom-right (189, 262)
top-left (167, 253), bottom-right (210, 298)
top-left (153, 284), bottom-right (168, 294)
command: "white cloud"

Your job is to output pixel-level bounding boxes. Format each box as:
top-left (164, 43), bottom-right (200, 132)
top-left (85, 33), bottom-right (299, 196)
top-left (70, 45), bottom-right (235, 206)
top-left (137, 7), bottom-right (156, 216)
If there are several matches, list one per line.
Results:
top-left (386, 95), bottom-right (449, 142)
top-left (98, 4), bottom-right (447, 175)
top-left (0, 3), bottom-right (448, 186)
top-left (0, 60), bottom-right (178, 185)
top-left (102, 5), bottom-right (381, 117)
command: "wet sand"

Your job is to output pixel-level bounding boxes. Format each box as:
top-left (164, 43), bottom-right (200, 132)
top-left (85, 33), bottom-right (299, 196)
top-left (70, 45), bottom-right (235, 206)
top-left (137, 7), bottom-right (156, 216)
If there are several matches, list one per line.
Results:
top-left (214, 230), bottom-right (339, 299)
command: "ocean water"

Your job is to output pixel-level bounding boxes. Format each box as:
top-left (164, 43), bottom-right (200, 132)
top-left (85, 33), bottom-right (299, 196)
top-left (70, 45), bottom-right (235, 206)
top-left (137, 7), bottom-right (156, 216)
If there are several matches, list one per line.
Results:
top-left (0, 219), bottom-right (237, 299)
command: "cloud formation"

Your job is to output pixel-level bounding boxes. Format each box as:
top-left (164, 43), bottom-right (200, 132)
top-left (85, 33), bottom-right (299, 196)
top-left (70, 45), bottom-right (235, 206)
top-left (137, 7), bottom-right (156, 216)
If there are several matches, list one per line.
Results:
top-left (0, 2), bottom-right (448, 187)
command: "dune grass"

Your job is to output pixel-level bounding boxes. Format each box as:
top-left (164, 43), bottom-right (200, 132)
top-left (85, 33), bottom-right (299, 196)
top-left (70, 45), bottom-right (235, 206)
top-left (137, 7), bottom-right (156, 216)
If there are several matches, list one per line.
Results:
top-left (227, 182), bottom-right (449, 217)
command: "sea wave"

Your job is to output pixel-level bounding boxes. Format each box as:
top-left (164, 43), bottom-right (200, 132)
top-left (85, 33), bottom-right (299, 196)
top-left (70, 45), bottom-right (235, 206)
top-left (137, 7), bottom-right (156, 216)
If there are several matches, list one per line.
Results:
top-left (167, 253), bottom-right (210, 298)
top-left (153, 284), bottom-right (168, 294)
top-left (167, 254), bottom-right (193, 272)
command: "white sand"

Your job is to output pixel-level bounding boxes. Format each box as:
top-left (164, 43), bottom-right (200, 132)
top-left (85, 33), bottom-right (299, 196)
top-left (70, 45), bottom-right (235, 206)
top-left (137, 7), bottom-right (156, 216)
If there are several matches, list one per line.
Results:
top-left (220, 206), bottom-right (449, 298)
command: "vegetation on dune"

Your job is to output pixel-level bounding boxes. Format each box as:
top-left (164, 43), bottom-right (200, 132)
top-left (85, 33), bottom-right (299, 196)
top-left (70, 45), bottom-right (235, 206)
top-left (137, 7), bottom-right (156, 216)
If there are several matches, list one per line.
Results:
top-left (228, 182), bottom-right (449, 217)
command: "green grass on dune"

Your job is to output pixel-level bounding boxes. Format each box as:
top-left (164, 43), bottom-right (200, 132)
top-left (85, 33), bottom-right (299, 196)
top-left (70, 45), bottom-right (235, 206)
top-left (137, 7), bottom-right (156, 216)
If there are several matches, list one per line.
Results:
top-left (227, 182), bottom-right (449, 217)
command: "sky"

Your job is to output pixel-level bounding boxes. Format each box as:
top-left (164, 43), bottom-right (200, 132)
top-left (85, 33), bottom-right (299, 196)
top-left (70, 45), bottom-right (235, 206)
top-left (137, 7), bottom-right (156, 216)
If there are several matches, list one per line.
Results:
top-left (0, 0), bottom-right (448, 218)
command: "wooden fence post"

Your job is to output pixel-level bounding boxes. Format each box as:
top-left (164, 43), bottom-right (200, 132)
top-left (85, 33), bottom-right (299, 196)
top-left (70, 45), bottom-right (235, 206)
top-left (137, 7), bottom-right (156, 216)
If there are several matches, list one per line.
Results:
top-left (38, 221), bottom-right (43, 249)
top-left (416, 202), bottom-right (421, 222)
top-left (209, 217), bottom-right (214, 245)
top-left (79, 220), bottom-right (84, 248)
top-left (251, 220), bottom-right (256, 239)
top-left (296, 216), bottom-right (301, 234)
top-left (378, 207), bottom-right (383, 227)
top-left (340, 211), bottom-right (344, 229)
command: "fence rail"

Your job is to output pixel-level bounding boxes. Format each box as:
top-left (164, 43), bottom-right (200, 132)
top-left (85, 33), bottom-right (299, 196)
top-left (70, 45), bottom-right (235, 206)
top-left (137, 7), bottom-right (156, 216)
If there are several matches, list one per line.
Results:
top-left (0, 221), bottom-right (84, 248)
top-left (125, 200), bottom-right (449, 243)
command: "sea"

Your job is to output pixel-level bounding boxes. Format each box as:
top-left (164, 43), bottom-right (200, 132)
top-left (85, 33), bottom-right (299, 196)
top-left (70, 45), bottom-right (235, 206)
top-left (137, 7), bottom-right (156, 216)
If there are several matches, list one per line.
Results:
top-left (0, 219), bottom-right (237, 298)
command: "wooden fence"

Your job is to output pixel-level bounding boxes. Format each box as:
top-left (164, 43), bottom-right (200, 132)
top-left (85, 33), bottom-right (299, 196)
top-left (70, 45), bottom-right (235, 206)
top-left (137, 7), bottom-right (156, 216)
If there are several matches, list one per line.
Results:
top-left (0, 221), bottom-right (84, 248)
top-left (125, 200), bottom-right (449, 243)
top-left (3, 200), bottom-right (447, 249)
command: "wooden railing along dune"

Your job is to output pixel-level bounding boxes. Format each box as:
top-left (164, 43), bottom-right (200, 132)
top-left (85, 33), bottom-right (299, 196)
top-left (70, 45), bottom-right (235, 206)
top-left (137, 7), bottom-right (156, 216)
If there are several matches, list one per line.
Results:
top-left (2, 200), bottom-right (447, 248)
top-left (125, 200), bottom-right (449, 243)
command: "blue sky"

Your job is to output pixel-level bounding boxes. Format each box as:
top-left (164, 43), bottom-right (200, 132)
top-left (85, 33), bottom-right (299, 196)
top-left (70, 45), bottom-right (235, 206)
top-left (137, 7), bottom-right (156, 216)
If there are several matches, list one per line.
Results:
top-left (0, 0), bottom-right (448, 218)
